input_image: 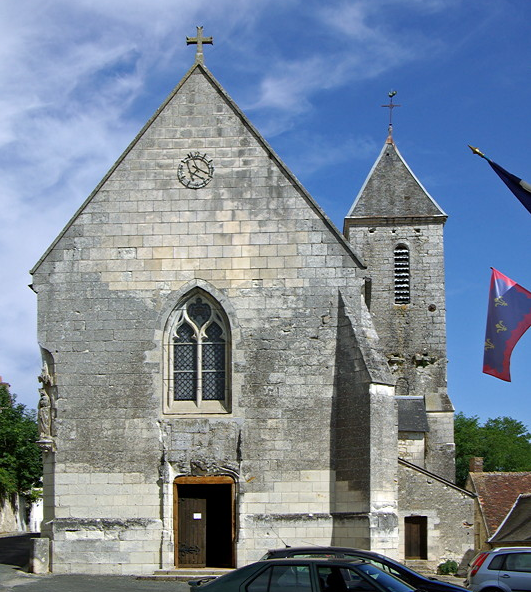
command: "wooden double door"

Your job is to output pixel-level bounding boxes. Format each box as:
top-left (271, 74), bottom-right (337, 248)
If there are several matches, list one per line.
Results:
top-left (174, 476), bottom-right (235, 568)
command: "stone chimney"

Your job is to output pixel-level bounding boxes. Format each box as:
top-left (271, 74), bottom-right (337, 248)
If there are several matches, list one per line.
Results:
top-left (469, 457), bottom-right (484, 473)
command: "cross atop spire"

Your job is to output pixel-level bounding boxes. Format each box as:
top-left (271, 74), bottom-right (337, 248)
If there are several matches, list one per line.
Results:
top-left (186, 26), bottom-right (213, 65)
top-left (381, 90), bottom-right (401, 144)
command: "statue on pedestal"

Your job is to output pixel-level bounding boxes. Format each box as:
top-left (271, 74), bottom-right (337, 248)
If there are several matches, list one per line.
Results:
top-left (37, 361), bottom-right (56, 451)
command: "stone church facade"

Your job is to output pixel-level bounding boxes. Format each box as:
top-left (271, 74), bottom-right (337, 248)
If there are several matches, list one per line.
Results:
top-left (31, 36), bottom-right (474, 575)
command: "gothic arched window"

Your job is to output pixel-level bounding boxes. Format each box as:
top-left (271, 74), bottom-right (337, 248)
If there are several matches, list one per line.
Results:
top-left (394, 244), bottom-right (410, 304)
top-left (166, 292), bottom-right (230, 414)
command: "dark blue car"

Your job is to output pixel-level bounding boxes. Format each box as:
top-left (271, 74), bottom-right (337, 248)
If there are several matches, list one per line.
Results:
top-left (261, 547), bottom-right (466, 592)
top-left (190, 557), bottom-right (417, 592)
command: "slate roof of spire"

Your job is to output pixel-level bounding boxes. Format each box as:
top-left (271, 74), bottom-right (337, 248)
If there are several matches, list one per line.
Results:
top-left (346, 140), bottom-right (447, 220)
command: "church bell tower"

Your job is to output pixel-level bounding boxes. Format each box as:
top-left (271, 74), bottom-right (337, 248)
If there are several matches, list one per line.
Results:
top-left (344, 111), bottom-right (455, 481)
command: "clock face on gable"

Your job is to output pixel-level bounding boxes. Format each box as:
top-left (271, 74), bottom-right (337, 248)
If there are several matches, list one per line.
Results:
top-left (178, 152), bottom-right (214, 189)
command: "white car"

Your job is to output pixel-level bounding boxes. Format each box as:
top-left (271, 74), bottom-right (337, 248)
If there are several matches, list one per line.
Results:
top-left (465, 547), bottom-right (531, 592)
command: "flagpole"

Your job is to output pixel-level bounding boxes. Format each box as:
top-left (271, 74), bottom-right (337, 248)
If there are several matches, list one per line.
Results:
top-left (468, 145), bottom-right (531, 215)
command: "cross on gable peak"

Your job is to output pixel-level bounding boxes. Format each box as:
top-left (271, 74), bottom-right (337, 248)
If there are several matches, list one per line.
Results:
top-left (186, 26), bottom-right (213, 65)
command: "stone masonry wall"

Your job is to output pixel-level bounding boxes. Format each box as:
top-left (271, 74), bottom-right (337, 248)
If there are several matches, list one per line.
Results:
top-left (347, 223), bottom-right (447, 397)
top-left (398, 432), bottom-right (425, 467)
top-left (32, 65), bottom-right (389, 573)
top-left (346, 220), bottom-right (455, 481)
top-left (398, 462), bottom-right (474, 566)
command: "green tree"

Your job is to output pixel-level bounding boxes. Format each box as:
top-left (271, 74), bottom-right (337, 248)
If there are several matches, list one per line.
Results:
top-left (454, 412), bottom-right (531, 487)
top-left (0, 383), bottom-right (42, 496)
top-left (454, 412), bottom-right (483, 487)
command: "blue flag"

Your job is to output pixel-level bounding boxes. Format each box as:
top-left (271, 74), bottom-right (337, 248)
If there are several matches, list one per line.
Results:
top-left (469, 146), bottom-right (531, 214)
top-left (483, 268), bottom-right (531, 381)
top-left (487, 159), bottom-right (531, 215)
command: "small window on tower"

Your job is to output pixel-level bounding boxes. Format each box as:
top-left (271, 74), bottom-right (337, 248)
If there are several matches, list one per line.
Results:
top-left (394, 244), bottom-right (410, 304)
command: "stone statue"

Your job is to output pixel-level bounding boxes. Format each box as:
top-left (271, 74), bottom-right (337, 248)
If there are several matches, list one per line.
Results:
top-left (38, 361), bottom-right (53, 388)
top-left (38, 388), bottom-right (52, 440)
top-left (37, 359), bottom-right (56, 450)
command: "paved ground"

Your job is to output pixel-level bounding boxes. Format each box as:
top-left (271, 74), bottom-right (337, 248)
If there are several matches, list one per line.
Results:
top-left (0, 534), bottom-right (191, 592)
top-left (0, 565), bottom-right (467, 592)
top-left (0, 565), bottom-right (191, 592)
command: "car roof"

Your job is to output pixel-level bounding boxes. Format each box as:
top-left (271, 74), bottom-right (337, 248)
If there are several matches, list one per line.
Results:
top-left (267, 546), bottom-right (383, 556)
top-left (261, 557), bottom-right (369, 565)
top-left (490, 547), bottom-right (531, 551)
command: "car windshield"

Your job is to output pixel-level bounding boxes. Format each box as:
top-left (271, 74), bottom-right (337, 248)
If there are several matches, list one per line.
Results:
top-left (356, 562), bottom-right (416, 592)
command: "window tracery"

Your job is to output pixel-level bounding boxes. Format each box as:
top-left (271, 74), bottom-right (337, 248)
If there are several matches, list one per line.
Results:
top-left (165, 292), bottom-right (230, 414)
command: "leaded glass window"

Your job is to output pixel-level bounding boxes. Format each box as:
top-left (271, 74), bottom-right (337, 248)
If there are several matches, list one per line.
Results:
top-left (170, 293), bottom-right (229, 408)
top-left (203, 322), bottom-right (225, 401)
top-left (173, 323), bottom-right (196, 400)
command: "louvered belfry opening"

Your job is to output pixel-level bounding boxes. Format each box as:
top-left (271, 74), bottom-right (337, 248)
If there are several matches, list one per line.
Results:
top-left (394, 244), bottom-right (410, 304)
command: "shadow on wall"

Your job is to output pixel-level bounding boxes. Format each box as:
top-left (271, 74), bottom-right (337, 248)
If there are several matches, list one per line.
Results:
top-left (0, 533), bottom-right (36, 568)
top-left (330, 293), bottom-right (372, 547)
top-left (457, 548), bottom-right (476, 577)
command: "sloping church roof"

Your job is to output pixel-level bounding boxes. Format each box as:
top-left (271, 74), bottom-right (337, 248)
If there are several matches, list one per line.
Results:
top-left (31, 60), bottom-right (365, 274)
top-left (399, 458), bottom-right (475, 496)
top-left (345, 138), bottom-right (447, 222)
top-left (397, 397), bottom-right (429, 432)
top-left (489, 493), bottom-right (531, 543)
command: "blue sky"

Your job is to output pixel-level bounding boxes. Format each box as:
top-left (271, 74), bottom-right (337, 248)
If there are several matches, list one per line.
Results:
top-left (1, 0), bottom-right (530, 430)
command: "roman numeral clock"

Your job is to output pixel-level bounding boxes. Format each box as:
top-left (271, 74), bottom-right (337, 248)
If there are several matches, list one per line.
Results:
top-left (178, 152), bottom-right (214, 189)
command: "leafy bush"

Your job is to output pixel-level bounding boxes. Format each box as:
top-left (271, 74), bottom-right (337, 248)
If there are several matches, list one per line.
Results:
top-left (438, 560), bottom-right (458, 575)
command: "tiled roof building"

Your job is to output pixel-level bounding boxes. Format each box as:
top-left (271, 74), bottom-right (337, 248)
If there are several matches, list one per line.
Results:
top-left (466, 458), bottom-right (531, 549)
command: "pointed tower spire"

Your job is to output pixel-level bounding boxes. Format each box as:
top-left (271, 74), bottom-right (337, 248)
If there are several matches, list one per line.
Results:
top-left (343, 130), bottom-right (454, 482)
top-left (345, 140), bottom-right (446, 220)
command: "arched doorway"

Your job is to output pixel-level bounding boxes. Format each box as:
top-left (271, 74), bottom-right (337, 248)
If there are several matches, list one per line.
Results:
top-left (174, 475), bottom-right (236, 568)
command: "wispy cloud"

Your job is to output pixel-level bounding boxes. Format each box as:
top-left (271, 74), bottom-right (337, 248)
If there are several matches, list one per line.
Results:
top-left (0, 0), bottom-right (509, 408)
top-left (241, 0), bottom-right (448, 129)
top-left (281, 132), bottom-right (378, 179)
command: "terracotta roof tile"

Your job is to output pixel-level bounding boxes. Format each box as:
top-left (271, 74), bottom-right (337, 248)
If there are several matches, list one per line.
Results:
top-left (469, 472), bottom-right (531, 536)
